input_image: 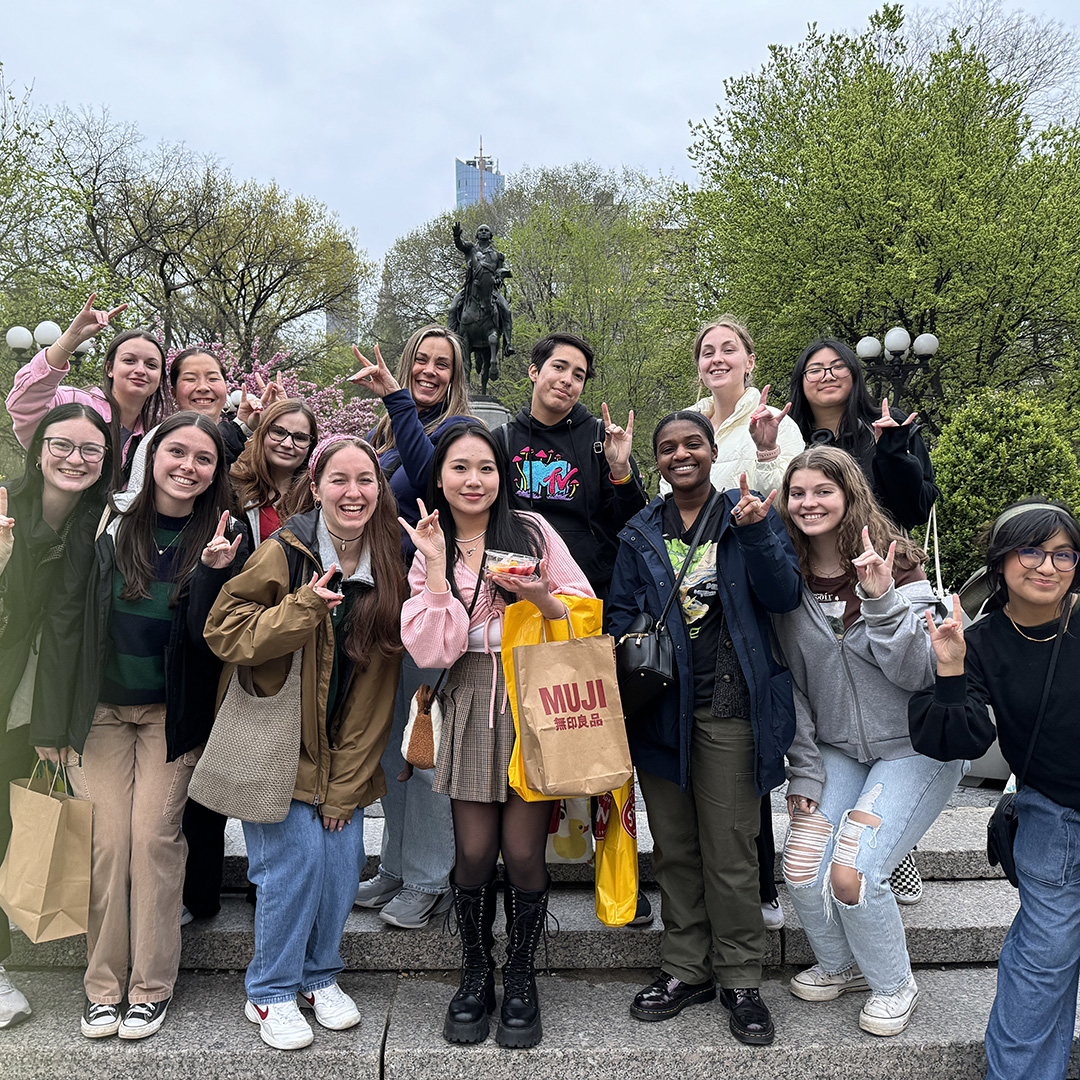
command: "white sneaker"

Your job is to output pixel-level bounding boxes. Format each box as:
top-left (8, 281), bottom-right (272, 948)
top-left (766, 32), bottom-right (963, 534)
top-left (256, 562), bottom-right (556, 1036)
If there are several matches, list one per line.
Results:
top-left (761, 898), bottom-right (785, 930)
top-left (298, 981), bottom-right (360, 1030)
top-left (0, 967), bottom-right (31, 1029)
top-left (790, 963), bottom-right (870, 1002)
top-left (245, 999), bottom-right (314, 1049)
top-left (858, 975), bottom-right (919, 1036)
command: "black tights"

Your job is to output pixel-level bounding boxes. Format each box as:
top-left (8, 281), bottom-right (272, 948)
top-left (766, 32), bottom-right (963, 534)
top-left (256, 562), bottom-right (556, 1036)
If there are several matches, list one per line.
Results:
top-left (451, 794), bottom-right (551, 891)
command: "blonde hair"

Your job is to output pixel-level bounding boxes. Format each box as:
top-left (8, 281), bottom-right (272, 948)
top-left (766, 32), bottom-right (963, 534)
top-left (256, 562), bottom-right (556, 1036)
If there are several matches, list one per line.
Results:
top-left (693, 315), bottom-right (756, 417)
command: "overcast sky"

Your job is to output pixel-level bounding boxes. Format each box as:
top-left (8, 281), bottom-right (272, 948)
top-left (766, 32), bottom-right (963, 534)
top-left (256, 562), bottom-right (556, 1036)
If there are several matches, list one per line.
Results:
top-left (3, 0), bottom-right (1077, 262)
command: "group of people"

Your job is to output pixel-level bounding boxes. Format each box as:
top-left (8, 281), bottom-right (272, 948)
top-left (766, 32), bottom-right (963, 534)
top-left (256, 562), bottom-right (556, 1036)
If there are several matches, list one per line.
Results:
top-left (0, 299), bottom-right (1076, 1079)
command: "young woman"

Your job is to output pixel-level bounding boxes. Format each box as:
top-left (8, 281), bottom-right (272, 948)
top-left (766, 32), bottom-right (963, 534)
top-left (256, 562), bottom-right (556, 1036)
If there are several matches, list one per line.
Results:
top-left (204, 436), bottom-right (406, 1052)
top-left (667, 316), bottom-right (805, 931)
top-left (6, 295), bottom-right (169, 487)
top-left (181, 398), bottom-right (318, 923)
top-left (351, 328), bottom-right (472, 930)
top-left (910, 500), bottom-right (1080, 1078)
top-left (607, 411), bottom-right (800, 1047)
top-left (0, 404), bottom-right (111, 1029)
top-left (30, 412), bottom-right (242, 1041)
top-left (787, 339), bottom-right (938, 531)
top-left (773, 446), bottom-right (963, 1037)
top-left (399, 421), bottom-right (593, 1049)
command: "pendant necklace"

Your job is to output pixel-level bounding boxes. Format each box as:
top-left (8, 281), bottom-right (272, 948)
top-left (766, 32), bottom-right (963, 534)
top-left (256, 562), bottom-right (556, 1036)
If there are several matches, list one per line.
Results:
top-left (455, 530), bottom-right (486, 558)
top-left (156, 517), bottom-right (192, 557)
top-left (326, 526), bottom-right (363, 552)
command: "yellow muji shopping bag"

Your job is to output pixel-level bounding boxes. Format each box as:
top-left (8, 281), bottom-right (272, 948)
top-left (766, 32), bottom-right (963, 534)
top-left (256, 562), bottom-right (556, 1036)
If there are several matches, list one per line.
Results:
top-left (502, 596), bottom-right (605, 803)
top-left (595, 778), bottom-right (639, 927)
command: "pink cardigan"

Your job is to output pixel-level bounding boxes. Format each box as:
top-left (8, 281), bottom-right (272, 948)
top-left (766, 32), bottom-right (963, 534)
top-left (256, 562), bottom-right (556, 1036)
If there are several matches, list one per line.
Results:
top-left (5, 349), bottom-right (149, 450)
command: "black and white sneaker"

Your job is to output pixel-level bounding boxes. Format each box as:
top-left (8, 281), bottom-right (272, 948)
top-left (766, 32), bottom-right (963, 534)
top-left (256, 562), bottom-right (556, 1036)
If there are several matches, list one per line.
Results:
top-left (81, 999), bottom-right (122, 1038)
top-left (890, 850), bottom-right (923, 905)
top-left (118, 998), bottom-right (170, 1040)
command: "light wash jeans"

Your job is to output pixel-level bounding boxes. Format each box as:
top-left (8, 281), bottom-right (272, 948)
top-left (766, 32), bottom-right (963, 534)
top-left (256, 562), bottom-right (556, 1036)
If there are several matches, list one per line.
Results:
top-left (783, 743), bottom-right (965, 994)
top-left (373, 652), bottom-right (455, 895)
top-left (243, 799), bottom-right (365, 1005)
top-left (986, 785), bottom-right (1080, 1080)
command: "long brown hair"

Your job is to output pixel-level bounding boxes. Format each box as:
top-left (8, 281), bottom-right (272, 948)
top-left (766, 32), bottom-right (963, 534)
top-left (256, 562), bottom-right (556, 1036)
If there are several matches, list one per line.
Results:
top-left (113, 413), bottom-right (233, 601)
top-left (230, 399), bottom-right (317, 521)
top-left (777, 445), bottom-right (926, 583)
top-left (368, 326), bottom-right (470, 455)
top-left (312, 438), bottom-right (406, 669)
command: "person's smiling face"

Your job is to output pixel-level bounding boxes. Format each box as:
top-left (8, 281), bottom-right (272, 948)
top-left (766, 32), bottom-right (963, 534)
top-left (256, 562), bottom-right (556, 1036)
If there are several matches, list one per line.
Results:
top-left (697, 325), bottom-right (754, 397)
top-left (786, 468), bottom-right (847, 539)
top-left (1003, 529), bottom-right (1078, 617)
top-left (172, 353), bottom-right (228, 418)
top-left (655, 420), bottom-right (717, 496)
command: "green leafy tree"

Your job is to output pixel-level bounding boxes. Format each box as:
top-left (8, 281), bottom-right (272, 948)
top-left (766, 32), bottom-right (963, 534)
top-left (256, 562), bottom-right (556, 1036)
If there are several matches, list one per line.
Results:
top-left (931, 389), bottom-right (1080, 588)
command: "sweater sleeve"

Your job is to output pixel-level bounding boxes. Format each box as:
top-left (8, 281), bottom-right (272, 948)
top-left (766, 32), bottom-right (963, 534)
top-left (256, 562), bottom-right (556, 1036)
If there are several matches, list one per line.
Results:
top-left (602, 455), bottom-right (649, 532)
top-left (533, 515), bottom-right (597, 600)
top-left (908, 642), bottom-right (996, 762)
top-left (872, 424), bottom-right (939, 530)
top-left (750, 415), bottom-right (805, 494)
top-left (400, 552), bottom-right (473, 669)
top-left (730, 509), bottom-right (801, 614)
top-left (784, 681), bottom-right (825, 805)
top-left (859, 582), bottom-right (938, 692)
top-left (5, 350), bottom-right (88, 449)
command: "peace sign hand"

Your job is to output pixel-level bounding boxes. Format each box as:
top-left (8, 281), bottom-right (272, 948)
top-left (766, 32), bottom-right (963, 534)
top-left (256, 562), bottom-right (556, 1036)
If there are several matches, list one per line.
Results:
top-left (851, 525), bottom-right (896, 598)
top-left (349, 344), bottom-right (401, 397)
top-left (601, 402), bottom-right (635, 478)
top-left (0, 488), bottom-right (14, 574)
top-left (200, 511), bottom-right (243, 569)
top-left (65, 293), bottom-right (128, 345)
top-left (307, 564), bottom-right (344, 609)
top-left (398, 499), bottom-right (445, 564)
top-left (926, 594), bottom-right (966, 673)
top-left (748, 385), bottom-right (793, 451)
top-left (871, 398), bottom-right (918, 443)
top-left (731, 472), bottom-right (777, 526)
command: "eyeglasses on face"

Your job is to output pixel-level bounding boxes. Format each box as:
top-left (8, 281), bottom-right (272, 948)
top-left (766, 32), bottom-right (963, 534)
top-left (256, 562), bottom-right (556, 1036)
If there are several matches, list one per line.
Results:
top-left (265, 424), bottom-right (314, 448)
top-left (1015, 546), bottom-right (1080, 572)
top-left (42, 437), bottom-right (107, 463)
top-left (803, 362), bottom-right (852, 383)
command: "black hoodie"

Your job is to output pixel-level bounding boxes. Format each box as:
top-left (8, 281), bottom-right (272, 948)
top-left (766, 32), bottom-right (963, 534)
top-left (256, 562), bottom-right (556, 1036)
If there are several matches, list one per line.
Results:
top-left (494, 403), bottom-right (647, 596)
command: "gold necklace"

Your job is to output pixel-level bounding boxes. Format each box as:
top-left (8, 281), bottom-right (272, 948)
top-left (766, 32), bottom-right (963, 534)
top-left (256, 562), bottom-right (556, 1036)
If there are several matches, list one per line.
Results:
top-left (1005, 601), bottom-right (1071, 642)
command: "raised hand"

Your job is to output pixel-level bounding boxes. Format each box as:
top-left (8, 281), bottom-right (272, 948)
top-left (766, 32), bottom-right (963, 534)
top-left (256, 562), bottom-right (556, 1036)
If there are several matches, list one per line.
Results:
top-left (398, 499), bottom-right (445, 564)
top-left (489, 557), bottom-right (567, 621)
top-left (851, 525), bottom-right (896, 598)
top-left (307, 564), bottom-right (344, 609)
top-left (731, 472), bottom-right (776, 526)
top-left (601, 402), bottom-right (635, 478)
top-left (201, 511), bottom-right (243, 569)
top-left (871, 397), bottom-right (917, 442)
top-left (65, 293), bottom-right (128, 345)
top-left (349, 343), bottom-right (401, 397)
top-left (0, 487), bottom-right (13, 573)
top-left (926, 593), bottom-right (966, 673)
top-left (748, 385), bottom-right (793, 450)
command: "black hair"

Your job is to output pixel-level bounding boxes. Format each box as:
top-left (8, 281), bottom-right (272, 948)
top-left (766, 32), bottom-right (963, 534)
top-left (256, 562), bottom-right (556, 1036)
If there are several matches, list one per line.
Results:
top-left (168, 347), bottom-right (226, 394)
top-left (426, 421), bottom-right (545, 604)
top-left (982, 498), bottom-right (1080, 609)
top-left (6, 403), bottom-right (112, 507)
top-left (787, 338), bottom-right (878, 443)
top-left (652, 410), bottom-right (716, 456)
top-left (530, 332), bottom-right (596, 383)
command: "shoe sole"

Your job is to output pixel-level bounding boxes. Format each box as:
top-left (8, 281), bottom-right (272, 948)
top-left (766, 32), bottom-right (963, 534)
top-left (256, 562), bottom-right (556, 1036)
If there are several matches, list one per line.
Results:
top-left (297, 994), bottom-right (361, 1030)
top-left (118, 1002), bottom-right (169, 1040)
top-left (495, 1017), bottom-right (542, 1048)
top-left (353, 891), bottom-right (402, 910)
top-left (245, 1001), bottom-right (314, 1049)
top-left (81, 1016), bottom-right (121, 1038)
top-left (893, 891), bottom-right (923, 906)
top-left (859, 991), bottom-right (919, 1036)
top-left (629, 984), bottom-right (716, 1021)
top-left (443, 1013), bottom-right (491, 1043)
top-left (0, 1007), bottom-right (32, 1030)
top-left (789, 976), bottom-right (870, 1002)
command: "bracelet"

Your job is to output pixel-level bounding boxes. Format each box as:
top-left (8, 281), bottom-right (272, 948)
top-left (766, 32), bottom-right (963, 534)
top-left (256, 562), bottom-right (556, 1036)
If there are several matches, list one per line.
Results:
top-left (51, 341), bottom-right (74, 358)
top-left (610, 470), bottom-right (633, 485)
top-left (755, 446), bottom-right (781, 462)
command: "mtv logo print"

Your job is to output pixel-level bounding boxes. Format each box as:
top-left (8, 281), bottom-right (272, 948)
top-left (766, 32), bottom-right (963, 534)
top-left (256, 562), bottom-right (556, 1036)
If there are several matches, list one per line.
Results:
top-left (512, 445), bottom-right (580, 502)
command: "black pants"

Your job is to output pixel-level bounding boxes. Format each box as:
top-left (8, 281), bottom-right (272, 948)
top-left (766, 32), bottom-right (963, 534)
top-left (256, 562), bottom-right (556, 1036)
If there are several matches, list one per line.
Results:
top-left (181, 798), bottom-right (228, 918)
top-left (757, 795), bottom-right (778, 904)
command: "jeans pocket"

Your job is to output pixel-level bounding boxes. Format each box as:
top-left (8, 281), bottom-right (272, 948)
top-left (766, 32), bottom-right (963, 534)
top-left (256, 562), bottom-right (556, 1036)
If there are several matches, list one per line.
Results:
top-left (1015, 798), bottom-right (1068, 886)
top-left (162, 750), bottom-right (200, 825)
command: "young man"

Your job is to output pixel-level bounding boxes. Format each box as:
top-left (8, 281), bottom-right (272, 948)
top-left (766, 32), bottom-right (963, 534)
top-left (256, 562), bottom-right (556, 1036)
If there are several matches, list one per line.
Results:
top-left (495, 332), bottom-right (645, 600)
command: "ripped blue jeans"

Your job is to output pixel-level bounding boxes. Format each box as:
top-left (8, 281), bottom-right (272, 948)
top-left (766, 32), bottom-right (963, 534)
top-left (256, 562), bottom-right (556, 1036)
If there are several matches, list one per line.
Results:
top-left (783, 744), bottom-right (966, 994)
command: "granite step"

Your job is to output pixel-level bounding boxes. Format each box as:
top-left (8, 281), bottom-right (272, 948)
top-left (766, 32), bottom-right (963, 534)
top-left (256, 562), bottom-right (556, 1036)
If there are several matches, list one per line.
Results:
top-left (221, 805), bottom-right (1004, 889)
top-left (4, 966), bottom-right (1073, 1080)
top-left (9, 876), bottom-right (1018, 974)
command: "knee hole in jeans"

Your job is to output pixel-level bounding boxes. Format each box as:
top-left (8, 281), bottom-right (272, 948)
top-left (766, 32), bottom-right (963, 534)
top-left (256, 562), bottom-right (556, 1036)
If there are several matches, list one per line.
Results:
top-left (830, 804), bottom-right (881, 906)
top-left (783, 810), bottom-right (834, 887)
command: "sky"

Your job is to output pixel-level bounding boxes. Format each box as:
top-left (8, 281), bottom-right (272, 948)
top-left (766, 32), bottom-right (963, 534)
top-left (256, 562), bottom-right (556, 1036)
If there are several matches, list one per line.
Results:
top-left (2, 0), bottom-right (1078, 263)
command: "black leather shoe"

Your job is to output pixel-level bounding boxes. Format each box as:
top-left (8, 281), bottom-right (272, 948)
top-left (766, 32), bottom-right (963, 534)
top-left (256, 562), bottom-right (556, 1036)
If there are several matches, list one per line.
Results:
top-left (718, 986), bottom-right (775, 1045)
top-left (630, 972), bottom-right (716, 1022)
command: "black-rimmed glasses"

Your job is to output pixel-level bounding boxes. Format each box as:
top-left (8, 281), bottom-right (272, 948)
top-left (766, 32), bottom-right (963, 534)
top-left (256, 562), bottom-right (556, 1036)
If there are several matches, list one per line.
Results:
top-left (42, 437), bottom-right (107, 463)
top-left (1015, 546), bottom-right (1080, 572)
top-left (803, 362), bottom-right (852, 383)
top-left (265, 425), bottom-right (314, 449)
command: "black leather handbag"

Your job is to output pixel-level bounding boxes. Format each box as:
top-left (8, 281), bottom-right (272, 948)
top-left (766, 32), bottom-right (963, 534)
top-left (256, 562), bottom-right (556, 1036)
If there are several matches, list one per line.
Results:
top-left (986, 606), bottom-right (1067, 887)
top-left (616, 493), bottom-right (718, 714)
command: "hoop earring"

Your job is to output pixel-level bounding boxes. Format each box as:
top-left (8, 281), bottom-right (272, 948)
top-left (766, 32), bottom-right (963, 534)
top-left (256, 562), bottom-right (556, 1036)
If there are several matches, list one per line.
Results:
top-left (314, 497), bottom-right (322, 509)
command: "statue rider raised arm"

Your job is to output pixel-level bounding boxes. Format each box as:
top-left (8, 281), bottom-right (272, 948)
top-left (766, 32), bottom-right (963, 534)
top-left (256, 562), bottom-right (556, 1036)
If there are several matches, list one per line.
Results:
top-left (448, 222), bottom-right (514, 358)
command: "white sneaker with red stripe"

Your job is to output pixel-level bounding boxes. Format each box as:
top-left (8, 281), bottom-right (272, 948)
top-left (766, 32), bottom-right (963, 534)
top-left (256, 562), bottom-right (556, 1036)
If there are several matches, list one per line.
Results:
top-left (297, 982), bottom-right (360, 1030)
top-left (245, 999), bottom-right (314, 1049)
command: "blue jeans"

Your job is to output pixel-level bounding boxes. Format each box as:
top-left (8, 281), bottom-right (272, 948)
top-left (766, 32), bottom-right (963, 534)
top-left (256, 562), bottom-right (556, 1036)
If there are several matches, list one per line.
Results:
top-left (986, 785), bottom-right (1080, 1080)
top-left (373, 653), bottom-right (455, 894)
top-left (783, 744), bottom-right (965, 993)
top-left (243, 799), bottom-right (365, 1004)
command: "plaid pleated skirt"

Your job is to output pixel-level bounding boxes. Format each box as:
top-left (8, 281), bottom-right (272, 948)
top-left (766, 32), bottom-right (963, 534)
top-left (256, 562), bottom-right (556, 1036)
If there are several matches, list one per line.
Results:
top-left (433, 649), bottom-right (514, 803)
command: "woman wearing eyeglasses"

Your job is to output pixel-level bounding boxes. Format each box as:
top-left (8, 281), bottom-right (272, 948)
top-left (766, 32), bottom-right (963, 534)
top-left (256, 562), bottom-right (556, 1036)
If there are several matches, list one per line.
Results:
top-left (180, 399), bottom-right (319, 924)
top-left (910, 500), bottom-right (1080, 1080)
top-left (787, 340), bottom-right (938, 532)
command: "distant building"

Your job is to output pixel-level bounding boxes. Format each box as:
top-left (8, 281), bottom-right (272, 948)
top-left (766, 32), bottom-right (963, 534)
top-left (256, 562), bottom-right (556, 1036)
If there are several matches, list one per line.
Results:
top-left (456, 148), bottom-right (504, 209)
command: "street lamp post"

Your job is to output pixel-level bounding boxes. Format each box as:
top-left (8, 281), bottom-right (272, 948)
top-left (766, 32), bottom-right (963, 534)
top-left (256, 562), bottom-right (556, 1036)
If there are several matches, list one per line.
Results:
top-left (5, 321), bottom-right (93, 372)
top-left (855, 328), bottom-right (939, 407)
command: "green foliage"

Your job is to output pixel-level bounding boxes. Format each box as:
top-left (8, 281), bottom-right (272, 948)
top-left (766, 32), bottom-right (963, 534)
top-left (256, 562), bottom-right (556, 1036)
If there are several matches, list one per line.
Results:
top-left (931, 388), bottom-right (1080, 588)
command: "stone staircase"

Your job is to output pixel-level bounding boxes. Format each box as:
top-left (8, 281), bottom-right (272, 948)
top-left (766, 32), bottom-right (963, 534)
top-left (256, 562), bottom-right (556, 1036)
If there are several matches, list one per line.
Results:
top-left (4, 791), bottom-right (1078, 1079)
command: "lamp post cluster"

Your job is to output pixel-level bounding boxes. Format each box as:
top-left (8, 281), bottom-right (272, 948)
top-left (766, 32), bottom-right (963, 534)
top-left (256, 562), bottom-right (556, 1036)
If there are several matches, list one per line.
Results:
top-left (855, 327), bottom-right (939, 406)
top-left (5, 321), bottom-right (94, 372)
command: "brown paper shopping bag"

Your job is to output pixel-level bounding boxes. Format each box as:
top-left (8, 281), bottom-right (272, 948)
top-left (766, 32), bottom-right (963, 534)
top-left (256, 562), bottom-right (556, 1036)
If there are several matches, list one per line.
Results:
top-left (0, 763), bottom-right (92, 943)
top-left (512, 629), bottom-right (632, 797)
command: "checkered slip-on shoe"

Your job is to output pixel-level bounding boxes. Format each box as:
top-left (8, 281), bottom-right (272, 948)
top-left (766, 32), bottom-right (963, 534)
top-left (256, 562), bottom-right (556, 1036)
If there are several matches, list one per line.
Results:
top-left (889, 850), bottom-right (923, 905)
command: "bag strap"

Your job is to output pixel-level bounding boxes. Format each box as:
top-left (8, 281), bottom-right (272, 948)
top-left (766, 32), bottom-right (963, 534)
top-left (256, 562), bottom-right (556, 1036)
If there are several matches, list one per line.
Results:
top-left (657, 490), bottom-right (720, 632)
top-left (429, 556), bottom-right (487, 694)
top-left (923, 502), bottom-right (945, 603)
top-left (1015, 601), bottom-right (1070, 789)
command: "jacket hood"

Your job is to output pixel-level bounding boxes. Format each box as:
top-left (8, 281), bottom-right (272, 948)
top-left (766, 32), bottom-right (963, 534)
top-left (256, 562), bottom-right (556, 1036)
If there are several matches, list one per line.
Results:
top-left (689, 387), bottom-right (760, 432)
top-left (512, 402), bottom-right (592, 432)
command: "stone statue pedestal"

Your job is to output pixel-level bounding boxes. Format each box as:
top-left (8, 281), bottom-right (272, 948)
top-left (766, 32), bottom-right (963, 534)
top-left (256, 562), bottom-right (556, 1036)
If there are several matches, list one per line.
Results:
top-left (470, 395), bottom-right (511, 431)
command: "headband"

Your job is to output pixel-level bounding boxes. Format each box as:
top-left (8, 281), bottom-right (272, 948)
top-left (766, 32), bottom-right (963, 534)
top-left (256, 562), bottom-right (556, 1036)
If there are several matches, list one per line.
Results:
top-left (308, 434), bottom-right (368, 481)
top-left (990, 503), bottom-right (1071, 543)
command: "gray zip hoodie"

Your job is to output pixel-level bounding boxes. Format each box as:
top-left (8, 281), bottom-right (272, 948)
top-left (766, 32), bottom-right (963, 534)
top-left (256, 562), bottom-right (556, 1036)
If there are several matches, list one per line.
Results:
top-left (772, 578), bottom-right (945, 806)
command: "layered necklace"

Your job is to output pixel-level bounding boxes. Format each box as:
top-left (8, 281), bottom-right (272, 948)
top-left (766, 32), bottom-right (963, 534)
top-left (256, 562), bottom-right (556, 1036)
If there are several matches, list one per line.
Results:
top-left (455, 530), bottom-right (486, 558)
top-left (1004, 599), bottom-right (1073, 642)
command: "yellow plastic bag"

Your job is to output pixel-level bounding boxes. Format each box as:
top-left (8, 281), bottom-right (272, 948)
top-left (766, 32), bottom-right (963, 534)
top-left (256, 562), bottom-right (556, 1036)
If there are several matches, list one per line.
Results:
top-left (502, 596), bottom-right (604, 803)
top-left (595, 778), bottom-right (639, 927)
